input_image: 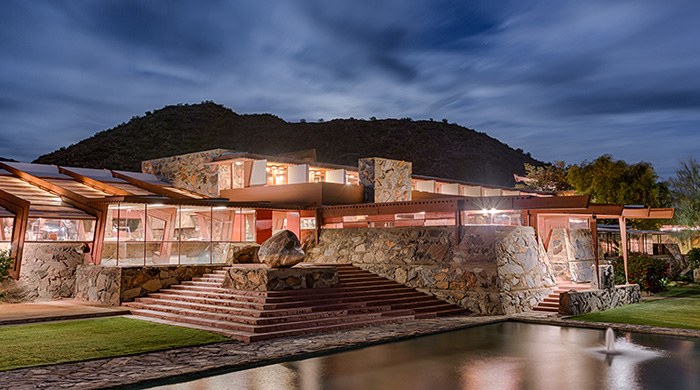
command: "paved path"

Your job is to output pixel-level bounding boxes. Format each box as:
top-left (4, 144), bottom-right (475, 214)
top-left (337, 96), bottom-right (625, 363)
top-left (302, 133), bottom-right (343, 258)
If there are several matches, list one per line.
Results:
top-left (0, 300), bottom-right (130, 326)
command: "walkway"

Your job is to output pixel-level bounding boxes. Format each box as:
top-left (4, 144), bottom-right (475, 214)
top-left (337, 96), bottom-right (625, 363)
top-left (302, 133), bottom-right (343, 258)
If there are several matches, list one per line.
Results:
top-left (0, 300), bottom-right (130, 326)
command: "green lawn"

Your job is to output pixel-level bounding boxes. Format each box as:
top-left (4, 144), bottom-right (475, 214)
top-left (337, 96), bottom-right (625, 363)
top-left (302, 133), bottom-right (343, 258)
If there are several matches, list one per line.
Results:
top-left (0, 317), bottom-right (229, 371)
top-left (656, 285), bottom-right (700, 298)
top-left (568, 299), bottom-right (700, 331)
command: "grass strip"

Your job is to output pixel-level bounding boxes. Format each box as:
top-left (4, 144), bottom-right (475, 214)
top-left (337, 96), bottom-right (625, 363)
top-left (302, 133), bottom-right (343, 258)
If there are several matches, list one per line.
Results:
top-left (568, 299), bottom-right (700, 331)
top-left (656, 286), bottom-right (700, 298)
top-left (0, 317), bottom-right (229, 371)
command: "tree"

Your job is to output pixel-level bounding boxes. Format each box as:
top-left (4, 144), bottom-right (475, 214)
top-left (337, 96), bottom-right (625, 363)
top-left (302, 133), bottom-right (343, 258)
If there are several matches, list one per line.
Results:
top-left (669, 156), bottom-right (700, 240)
top-left (567, 155), bottom-right (667, 229)
top-left (516, 160), bottom-right (571, 192)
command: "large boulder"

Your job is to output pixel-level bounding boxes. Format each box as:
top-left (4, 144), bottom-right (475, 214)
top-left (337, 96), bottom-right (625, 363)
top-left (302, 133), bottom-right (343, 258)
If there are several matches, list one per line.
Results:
top-left (258, 230), bottom-right (305, 268)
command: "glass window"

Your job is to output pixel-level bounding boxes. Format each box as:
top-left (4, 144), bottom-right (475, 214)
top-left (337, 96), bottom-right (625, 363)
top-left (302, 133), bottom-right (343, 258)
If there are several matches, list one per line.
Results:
top-left (26, 218), bottom-right (95, 241)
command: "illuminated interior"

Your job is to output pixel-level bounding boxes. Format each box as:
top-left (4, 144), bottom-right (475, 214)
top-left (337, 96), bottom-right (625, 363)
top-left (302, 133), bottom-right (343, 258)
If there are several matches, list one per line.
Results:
top-left (101, 203), bottom-right (256, 266)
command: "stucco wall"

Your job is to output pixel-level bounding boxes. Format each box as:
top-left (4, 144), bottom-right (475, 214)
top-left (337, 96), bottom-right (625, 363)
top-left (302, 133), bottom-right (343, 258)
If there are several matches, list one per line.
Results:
top-left (305, 225), bottom-right (556, 315)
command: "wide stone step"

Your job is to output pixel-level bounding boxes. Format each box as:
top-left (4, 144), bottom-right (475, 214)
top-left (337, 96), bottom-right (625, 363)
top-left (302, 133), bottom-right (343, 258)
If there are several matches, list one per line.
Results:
top-left (180, 281), bottom-right (223, 287)
top-left (149, 290), bottom-right (431, 311)
top-left (532, 306), bottom-right (559, 313)
top-left (536, 302), bottom-right (559, 308)
top-left (126, 303), bottom-right (417, 334)
top-left (167, 282), bottom-right (416, 296)
top-left (127, 298), bottom-right (399, 325)
top-left (130, 309), bottom-right (415, 342)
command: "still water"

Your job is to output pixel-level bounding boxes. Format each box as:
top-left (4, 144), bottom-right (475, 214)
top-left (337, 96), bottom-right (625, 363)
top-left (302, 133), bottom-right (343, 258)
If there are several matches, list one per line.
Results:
top-left (146, 322), bottom-right (700, 390)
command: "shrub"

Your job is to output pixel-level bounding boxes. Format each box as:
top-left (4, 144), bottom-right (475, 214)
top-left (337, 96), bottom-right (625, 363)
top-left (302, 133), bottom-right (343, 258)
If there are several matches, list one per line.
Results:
top-left (0, 250), bottom-right (14, 280)
top-left (688, 248), bottom-right (700, 270)
top-left (613, 253), bottom-right (670, 293)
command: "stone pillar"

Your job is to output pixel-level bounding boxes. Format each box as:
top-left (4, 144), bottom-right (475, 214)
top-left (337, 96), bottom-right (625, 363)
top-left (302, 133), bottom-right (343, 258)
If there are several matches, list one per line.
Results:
top-left (590, 264), bottom-right (614, 290)
top-left (358, 158), bottom-right (412, 203)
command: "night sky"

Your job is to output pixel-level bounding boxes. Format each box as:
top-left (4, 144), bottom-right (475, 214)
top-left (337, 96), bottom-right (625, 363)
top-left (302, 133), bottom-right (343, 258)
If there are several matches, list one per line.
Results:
top-left (1, 0), bottom-right (698, 178)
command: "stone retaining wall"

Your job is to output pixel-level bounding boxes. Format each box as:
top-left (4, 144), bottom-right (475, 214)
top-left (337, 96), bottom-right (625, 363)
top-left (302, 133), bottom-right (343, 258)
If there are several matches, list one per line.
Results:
top-left (305, 225), bottom-right (557, 315)
top-left (547, 228), bottom-right (595, 283)
top-left (142, 149), bottom-right (231, 197)
top-left (222, 264), bottom-right (338, 291)
top-left (559, 284), bottom-right (641, 315)
top-left (0, 243), bottom-right (86, 302)
top-left (75, 265), bottom-right (218, 305)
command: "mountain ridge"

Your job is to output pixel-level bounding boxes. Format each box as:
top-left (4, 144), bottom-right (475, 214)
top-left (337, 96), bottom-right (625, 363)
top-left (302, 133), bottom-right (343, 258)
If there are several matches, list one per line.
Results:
top-left (33, 102), bottom-right (543, 187)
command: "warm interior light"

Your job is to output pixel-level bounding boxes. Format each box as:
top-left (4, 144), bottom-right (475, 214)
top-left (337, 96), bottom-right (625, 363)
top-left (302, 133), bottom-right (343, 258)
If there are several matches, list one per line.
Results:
top-left (234, 161), bottom-right (243, 166)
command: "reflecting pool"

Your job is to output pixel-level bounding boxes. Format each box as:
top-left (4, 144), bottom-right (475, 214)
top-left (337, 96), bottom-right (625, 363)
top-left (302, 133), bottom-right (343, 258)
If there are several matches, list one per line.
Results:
top-left (145, 322), bottom-right (700, 390)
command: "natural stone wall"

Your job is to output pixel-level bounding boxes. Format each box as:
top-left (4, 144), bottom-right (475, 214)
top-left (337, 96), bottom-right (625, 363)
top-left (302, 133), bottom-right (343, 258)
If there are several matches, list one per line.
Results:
top-left (568, 229), bottom-right (595, 282)
top-left (546, 228), bottom-right (571, 280)
top-left (0, 243), bottom-right (86, 302)
top-left (222, 264), bottom-right (338, 291)
top-left (590, 264), bottom-right (615, 290)
top-left (559, 284), bottom-right (641, 315)
top-left (74, 265), bottom-right (218, 305)
top-left (546, 228), bottom-right (595, 283)
top-left (75, 265), bottom-right (121, 306)
top-left (358, 157), bottom-right (412, 203)
top-left (305, 225), bottom-right (556, 315)
top-left (141, 148), bottom-right (232, 197)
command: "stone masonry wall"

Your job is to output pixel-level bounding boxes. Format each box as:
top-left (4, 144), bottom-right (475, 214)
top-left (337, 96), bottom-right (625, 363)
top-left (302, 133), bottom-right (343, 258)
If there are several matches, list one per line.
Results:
top-left (141, 148), bottom-right (232, 197)
top-left (75, 265), bottom-right (218, 305)
top-left (305, 226), bottom-right (556, 315)
top-left (546, 228), bottom-right (596, 283)
top-left (222, 264), bottom-right (338, 291)
top-left (358, 157), bottom-right (412, 203)
top-left (559, 284), bottom-right (641, 315)
top-left (0, 243), bottom-right (86, 302)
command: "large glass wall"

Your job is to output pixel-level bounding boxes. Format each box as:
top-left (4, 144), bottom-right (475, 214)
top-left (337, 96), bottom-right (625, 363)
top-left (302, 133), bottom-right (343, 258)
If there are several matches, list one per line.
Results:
top-left (101, 203), bottom-right (255, 267)
top-left (0, 217), bottom-right (13, 252)
top-left (25, 218), bottom-right (95, 242)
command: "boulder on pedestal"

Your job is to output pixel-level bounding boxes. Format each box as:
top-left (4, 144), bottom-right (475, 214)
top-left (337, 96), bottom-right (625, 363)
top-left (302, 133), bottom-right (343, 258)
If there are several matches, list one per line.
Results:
top-left (258, 230), bottom-right (305, 268)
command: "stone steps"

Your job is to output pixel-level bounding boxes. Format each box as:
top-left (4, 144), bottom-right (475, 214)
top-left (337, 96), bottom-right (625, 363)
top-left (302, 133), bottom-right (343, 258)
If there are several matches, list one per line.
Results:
top-left (123, 263), bottom-right (468, 341)
top-left (145, 289), bottom-right (433, 311)
top-left (532, 281), bottom-right (591, 313)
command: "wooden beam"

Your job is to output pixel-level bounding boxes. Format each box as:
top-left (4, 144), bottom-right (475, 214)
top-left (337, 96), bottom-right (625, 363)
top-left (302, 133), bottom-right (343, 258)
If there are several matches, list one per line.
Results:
top-left (58, 167), bottom-right (132, 196)
top-left (0, 189), bottom-right (29, 279)
top-left (619, 216), bottom-right (629, 284)
top-left (0, 162), bottom-right (107, 267)
top-left (111, 171), bottom-right (192, 199)
top-left (591, 215), bottom-right (600, 288)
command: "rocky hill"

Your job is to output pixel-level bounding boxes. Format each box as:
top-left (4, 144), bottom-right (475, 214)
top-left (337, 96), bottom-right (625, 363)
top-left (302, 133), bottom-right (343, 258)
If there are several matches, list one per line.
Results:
top-left (34, 102), bottom-right (542, 186)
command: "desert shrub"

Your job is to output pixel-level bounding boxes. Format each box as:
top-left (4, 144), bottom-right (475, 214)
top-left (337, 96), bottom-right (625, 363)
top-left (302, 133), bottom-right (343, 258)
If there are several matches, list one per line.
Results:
top-left (613, 253), bottom-right (670, 293)
top-left (0, 250), bottom-right (13, 280)
top-left (688, 248), bottom-right (700, 270)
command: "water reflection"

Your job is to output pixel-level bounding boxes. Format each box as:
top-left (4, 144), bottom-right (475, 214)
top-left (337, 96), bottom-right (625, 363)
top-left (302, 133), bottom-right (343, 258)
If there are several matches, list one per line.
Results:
top-left (146, 323), bottom-right (700, 390)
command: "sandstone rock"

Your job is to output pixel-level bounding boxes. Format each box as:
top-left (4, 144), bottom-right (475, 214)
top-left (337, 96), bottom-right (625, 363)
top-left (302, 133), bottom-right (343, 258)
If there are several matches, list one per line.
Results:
top-left (258, 230), bottom-right (305, 268)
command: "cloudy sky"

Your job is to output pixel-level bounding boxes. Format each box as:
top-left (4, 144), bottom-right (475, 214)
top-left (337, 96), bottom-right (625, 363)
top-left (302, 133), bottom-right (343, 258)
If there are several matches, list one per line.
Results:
top-left (1, 0), bottom-right (698, 178)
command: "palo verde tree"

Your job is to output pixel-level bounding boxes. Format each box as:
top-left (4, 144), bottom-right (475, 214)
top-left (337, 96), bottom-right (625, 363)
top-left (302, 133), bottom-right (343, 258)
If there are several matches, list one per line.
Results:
top-left (669, 156), bottom-right (700, 241)
top-left (567, 155), bottom-right (669, 229)
top-left (516, 160), bottom-right (572, 192)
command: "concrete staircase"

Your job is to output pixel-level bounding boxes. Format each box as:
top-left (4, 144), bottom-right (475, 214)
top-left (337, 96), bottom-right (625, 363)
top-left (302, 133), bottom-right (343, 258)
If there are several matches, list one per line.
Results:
top-left (532, 279), bottom-right (591, 313)
top-left (123, 264), bottom-right (467, 342)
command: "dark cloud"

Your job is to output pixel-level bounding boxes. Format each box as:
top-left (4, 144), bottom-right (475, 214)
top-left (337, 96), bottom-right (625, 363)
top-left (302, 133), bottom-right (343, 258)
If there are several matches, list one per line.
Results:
top-left (0, 0), bottom-right (698, 180)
